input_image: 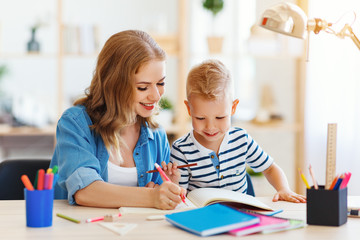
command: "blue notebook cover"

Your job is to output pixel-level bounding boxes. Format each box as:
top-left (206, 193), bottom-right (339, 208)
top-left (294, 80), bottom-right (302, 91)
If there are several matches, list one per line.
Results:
top-left (165, 203), bottom-right (259, 237)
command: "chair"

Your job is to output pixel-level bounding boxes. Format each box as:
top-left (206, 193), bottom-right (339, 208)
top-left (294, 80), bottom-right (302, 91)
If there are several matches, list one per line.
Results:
top-left (0, 159), bottom-right (51, 200)
top-left (246, 173), bottom-right (255, 196)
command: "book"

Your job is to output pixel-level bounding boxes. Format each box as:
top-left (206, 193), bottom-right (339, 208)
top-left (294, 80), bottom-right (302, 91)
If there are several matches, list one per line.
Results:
top-left (262, 218), bottom-right (305, 234)
top-left (229, 211), bottom-right (290, 236)
top-left (186, 188), bottom-right (273, 210)
top-left (119, 188), bottom-right (272, 214)
top-left (165, 203), bottom-right (260, 237)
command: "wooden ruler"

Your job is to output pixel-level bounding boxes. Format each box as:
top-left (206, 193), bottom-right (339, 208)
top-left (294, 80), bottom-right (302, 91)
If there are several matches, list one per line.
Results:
top-left (325, 123), bottom-right (337, 189)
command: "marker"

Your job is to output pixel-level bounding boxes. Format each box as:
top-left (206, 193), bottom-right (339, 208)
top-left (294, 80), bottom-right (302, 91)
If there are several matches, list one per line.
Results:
top-left (37, 169), bottom-right (45, 190)
top-left (154, 163), bottom-right (187, 205)
top-left (53, 173), bottom-right (59, 188)
top-left (45, 173), bottom-right (54, 190)
top-left (86, 213), bottom-right (121, 223)
top-left (298, 168), bottom-right (310, 189)
top-left (146, 163), bottom-right (198, 173)
top-left (21, 174), bottom-right (34, 191)
top-left (56, 213), bottom-right (81, 224)
top-left (52, 165), bottom-right (58, 174)
top-left (46, 168), bottom-right (52, 174)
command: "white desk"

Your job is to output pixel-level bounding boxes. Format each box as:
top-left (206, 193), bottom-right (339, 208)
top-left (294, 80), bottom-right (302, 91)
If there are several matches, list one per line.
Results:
top-left (1, 197), bottom-right (360, 240)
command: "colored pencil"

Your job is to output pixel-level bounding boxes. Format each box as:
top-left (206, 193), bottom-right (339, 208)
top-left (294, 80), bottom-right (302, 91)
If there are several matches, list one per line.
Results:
top-left (56, 213), bottom-right (81, 224)
top-left (146, 163), bottom-right (197, 173)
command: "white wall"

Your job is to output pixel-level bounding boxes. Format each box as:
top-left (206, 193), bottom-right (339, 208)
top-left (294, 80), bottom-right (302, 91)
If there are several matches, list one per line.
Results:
top-left (306, 0), bottom-right (360, 195)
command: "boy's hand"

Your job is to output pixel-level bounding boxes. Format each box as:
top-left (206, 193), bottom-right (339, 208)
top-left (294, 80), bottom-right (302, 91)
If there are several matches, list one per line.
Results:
top-left (161, 161), bottom-right (181, 184)
top-left (273, 189), bottom-right (306, 203)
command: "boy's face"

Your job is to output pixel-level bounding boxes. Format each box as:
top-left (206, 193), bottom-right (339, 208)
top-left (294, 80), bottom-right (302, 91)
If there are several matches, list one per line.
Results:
top-left (185, 95), bottom-right (239, 148)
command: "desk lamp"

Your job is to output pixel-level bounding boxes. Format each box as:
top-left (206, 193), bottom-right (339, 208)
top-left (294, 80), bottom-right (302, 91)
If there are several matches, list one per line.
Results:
top-left (258, 2), bottom-right (360, 50)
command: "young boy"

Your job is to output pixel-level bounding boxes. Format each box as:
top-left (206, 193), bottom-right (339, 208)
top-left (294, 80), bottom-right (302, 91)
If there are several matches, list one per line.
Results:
top-left (168, 59), bottom-right (306, 203)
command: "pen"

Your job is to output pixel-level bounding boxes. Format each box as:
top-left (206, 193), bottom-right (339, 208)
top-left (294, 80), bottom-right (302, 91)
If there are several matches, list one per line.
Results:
top-left (308, 164), bottom-right (318, 190)
top-left (21, 174), bottom-right (34, 191)
top-left (86, 213), bottom-right (121, 223)
top-left (146, 163), bottom-right (198, 173)
top-left (154, 163), bottom-right (187, 205)
top-left (56, 213), bottom-right (81, 224)
top-left (298, 168), bottom-right (310, 189)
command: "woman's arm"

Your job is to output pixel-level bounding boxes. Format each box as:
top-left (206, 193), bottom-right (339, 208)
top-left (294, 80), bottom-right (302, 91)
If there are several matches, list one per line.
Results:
top-left (74, 180), bottom-right (185, 209)
top-left (262, 163), bottom-right (306, 203)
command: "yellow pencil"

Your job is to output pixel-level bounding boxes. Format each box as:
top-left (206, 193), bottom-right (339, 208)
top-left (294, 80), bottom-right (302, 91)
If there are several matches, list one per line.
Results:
top-left (298, 168), bottom-right (310, 189)
top-left (56, 213), bottom-right (81, 224)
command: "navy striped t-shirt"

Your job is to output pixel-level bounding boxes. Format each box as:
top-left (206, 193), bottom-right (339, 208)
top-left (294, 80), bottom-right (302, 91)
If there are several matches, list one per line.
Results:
top-left (170, 127), bottom-right (273, 194)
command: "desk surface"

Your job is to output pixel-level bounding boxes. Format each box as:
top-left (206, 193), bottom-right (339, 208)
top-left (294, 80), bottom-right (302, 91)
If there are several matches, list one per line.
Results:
top-left (1, 197), bottom-right (360, 240)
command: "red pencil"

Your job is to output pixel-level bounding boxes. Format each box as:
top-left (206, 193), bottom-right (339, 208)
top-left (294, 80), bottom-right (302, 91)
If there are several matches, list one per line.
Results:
top-left (154, 163), bottom-right (187, 205)
top-left (146, 163), bottom-right (197, 173)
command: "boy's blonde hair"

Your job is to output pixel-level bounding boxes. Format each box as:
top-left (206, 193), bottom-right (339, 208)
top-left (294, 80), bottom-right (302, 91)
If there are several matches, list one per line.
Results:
top-left (186, 59), bottom-right (233, 101)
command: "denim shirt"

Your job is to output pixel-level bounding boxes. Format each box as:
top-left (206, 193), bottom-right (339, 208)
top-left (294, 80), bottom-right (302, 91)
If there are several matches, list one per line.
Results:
top-left (50, 105), bottom-right (170, 205)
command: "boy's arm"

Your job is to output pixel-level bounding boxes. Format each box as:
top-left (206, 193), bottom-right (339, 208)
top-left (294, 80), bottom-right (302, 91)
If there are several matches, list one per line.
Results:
top-left (262, 163), bottom-right (306, 203)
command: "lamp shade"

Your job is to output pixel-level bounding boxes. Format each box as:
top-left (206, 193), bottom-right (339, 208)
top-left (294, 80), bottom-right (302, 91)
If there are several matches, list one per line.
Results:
top-left (259, 2), bottom-right (307, 39)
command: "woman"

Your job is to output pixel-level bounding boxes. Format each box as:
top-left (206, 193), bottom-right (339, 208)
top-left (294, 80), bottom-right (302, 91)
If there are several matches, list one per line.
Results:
top-left (50, 30), bottom-right (185, 209)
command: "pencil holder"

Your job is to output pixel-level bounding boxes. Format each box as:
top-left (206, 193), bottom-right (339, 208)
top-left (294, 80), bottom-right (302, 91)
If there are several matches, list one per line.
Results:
top-left (306, 185), bottom-right (347, 226)
top-left (24, 188), bottom-right (54, 227)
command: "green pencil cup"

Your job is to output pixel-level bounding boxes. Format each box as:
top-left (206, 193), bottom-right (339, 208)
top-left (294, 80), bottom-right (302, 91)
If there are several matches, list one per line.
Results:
top-left (306, 186), bottom-right (347, 226)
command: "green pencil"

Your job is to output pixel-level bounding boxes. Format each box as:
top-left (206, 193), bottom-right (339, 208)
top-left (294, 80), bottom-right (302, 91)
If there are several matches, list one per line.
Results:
top-left (56, 213), bottom-right (81, 224)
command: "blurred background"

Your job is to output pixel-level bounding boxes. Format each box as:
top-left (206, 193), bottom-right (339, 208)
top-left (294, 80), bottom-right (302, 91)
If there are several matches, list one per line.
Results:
top-left (0, 0), bottom-right (359, 196)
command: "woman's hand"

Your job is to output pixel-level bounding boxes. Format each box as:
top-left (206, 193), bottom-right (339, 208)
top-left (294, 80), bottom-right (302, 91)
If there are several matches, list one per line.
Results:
top-left (152, 181), bottom-right (186, 210)
top-left (161, 161), bottom-right (181, 184)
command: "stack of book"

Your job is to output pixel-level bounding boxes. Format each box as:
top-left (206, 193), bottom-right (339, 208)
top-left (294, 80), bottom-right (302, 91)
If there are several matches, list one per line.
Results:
top-left (165, 203), bottom-right (304, 237)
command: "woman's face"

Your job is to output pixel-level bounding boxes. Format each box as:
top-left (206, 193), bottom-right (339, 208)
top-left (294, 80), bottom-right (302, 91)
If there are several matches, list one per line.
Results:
top-left (134, 60), bottom-right (166, 118)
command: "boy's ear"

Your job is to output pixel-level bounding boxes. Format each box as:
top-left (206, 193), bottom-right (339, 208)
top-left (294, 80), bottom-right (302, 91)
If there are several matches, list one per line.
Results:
top-left (184, 100), bottom-right (191, 116)
top-left (231, 99), bottom-right (239, 115)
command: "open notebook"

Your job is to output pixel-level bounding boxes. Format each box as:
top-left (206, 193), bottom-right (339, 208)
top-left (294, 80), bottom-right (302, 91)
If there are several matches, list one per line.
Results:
top-left (119, 188), bottom-right (273, 214)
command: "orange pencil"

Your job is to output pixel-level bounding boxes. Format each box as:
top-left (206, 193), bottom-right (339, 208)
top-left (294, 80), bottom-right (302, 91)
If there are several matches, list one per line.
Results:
top-left (21, 174), bottom-right (34, 191)
top-left (37, 169), bottom-right (45, 190)
top-left (329, 175), bottom-right (339, 190)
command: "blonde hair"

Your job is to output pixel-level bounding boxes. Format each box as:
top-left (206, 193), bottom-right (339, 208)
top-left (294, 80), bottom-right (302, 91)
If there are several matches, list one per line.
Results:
top-left (74, 30), bottom-right (166, 156)
top-left (186, 59), bottom-right (232, 101)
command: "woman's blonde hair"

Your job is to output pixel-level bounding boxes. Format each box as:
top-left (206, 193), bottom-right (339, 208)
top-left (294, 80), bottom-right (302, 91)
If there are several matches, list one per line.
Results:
top-left (74, 30), bottom-right (166, 154)
top-left (186, 59), bottom-right (232, 101)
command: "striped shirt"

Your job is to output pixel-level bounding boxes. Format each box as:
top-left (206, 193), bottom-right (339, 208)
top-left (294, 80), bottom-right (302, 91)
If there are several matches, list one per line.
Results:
top-left (170, 127), bottom-right (273, 194)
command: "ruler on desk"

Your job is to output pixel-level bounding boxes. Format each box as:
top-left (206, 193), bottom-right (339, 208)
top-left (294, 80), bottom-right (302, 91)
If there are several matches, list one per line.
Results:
top-left (325, 123), bottom-right (337, 189)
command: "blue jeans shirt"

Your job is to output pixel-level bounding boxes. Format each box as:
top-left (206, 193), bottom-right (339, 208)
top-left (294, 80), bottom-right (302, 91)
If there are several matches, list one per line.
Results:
top-left (50, 105), bottom-right (170, 204)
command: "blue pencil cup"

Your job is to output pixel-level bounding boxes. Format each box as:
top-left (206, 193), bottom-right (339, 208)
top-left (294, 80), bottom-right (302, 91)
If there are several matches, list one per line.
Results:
top-left (24, 188), bottom-right (54, 227)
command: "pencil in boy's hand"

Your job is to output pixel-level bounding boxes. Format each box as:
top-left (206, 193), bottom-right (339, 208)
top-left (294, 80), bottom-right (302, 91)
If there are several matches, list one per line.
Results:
top-left (146, 163), bottom-right (197, 173)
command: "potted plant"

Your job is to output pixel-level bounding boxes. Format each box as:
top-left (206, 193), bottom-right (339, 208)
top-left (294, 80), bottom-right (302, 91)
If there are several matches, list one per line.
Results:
top-left (156, 97), bottom-right (174, 129)
top-left (202, 0), bottom-right (224, 54)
